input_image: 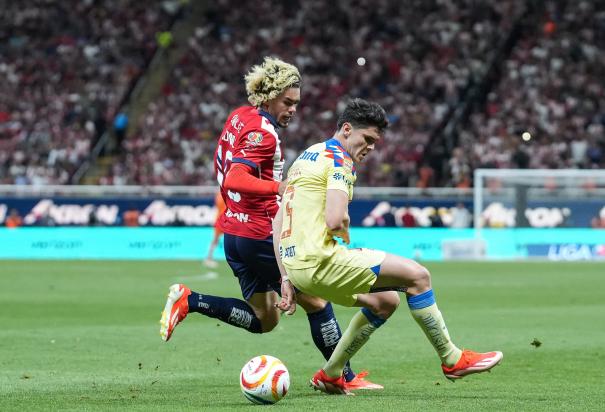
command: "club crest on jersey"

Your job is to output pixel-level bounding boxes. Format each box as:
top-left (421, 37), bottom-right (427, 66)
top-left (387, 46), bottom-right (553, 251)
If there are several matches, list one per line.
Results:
top-left (246, 132), bottom-right (263, 147)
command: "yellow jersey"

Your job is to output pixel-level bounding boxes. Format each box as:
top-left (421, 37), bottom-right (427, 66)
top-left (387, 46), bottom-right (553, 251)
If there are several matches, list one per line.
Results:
top-left (279, 138), bottom-right (356, 269)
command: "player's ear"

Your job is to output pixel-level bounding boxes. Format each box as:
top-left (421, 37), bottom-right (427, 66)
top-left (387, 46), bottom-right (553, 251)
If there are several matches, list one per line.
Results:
top-left (343, 122), bottom-right (352, 138)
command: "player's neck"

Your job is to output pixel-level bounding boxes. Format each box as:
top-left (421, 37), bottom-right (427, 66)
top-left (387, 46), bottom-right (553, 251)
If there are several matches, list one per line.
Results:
top-left (258, 108), bottom-right (279, 128)
top-left (333, 134), bottom-right (351, 157)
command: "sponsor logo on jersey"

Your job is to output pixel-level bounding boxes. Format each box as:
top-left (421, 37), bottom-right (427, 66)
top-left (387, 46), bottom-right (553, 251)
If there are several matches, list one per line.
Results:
top-left (225, 208), bottom-right (249, 223)
top-left (283, 245), bottom-right (296, 258)
top-left (246, 132), bottom-right (263, 147)
top-left (332, 172), bottom-right (353, 189)
top-left (230, 114), bottom-right (244, 133)
top-left (299, 150), bottom-right (319, 161)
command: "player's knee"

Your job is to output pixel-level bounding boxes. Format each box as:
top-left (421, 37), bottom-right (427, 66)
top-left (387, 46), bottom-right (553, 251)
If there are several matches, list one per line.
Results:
top-left (370, 291), bottom-right (400, 319)
top-left (380, 292), bottom-right (400, 318)
top-left (408, 264), bottom-right (431, 293)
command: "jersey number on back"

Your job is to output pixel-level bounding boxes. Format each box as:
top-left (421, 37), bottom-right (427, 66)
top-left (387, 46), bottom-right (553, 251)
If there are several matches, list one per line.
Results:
top-left (216, 146), bottom-right (241, 202)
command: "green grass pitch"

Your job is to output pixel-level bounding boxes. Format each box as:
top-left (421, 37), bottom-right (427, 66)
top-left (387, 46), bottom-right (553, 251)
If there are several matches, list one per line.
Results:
top-left (1, 260), bottom-right (604, 411)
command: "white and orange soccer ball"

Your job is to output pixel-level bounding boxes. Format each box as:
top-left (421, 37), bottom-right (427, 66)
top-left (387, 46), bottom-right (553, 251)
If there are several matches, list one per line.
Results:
top-left (240, 355), bottom-right (290, 405)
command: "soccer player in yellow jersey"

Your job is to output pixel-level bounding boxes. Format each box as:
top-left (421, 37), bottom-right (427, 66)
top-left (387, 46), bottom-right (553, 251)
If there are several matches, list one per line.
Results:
top-left (273, 99), bottom-right (503, 394)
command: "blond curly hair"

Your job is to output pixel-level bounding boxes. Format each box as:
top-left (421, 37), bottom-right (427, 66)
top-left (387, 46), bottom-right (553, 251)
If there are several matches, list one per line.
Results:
top-left (244, 57), bottom-right (301, 107)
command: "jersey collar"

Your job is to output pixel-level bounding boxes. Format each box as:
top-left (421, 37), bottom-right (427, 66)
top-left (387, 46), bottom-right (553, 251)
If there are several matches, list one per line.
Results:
top-left (325, 137), bottom-right (352, 159)
top-left (258, 109), bottom-right (280, 129)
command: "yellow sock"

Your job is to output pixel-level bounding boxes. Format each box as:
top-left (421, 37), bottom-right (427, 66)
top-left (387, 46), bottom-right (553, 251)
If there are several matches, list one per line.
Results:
top-left (410, 303), bottom-right (461, 366)
top-left (408, 290), bottom-right (462, 367)
top-left (323, 309), bottom-right (383, 378)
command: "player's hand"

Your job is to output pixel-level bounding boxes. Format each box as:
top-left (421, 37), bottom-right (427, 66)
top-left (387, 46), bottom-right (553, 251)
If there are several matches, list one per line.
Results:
top-left (329, 228), bottom-right (350, 244)
top-left (341, 214), bottom-right (350, 244)
top-left (276, 279), bottom-right (297, 315)
top-left (328, 214), bottom-right (350, 244)
top-left (277, 180), bottom-right (288, 196)
top-left (340, 229), bottom-right (350, 244)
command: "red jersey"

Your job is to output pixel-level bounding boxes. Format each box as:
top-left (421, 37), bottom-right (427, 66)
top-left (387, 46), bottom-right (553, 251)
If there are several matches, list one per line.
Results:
top-left (214, 106), bottom-right (284, 239)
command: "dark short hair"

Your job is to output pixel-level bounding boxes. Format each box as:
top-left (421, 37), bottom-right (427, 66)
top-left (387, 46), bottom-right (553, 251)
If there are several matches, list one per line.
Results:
top-left (337, 98), bottom-right (388, 133)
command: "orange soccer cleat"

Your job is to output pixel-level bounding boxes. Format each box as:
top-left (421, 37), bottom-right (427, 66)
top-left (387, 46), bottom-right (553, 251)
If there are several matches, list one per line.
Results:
top-left (159, 284), bottom-right (191, 342)
top-left (343, 370), bottom-right (384, 391)
top-left (442, 349), bottom-right (503, 380)
top-left (310, 369), bottom-right (352, 395)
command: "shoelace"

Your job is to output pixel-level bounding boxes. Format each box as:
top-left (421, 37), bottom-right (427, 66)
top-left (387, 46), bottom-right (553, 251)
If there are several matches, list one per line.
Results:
top-left (458, 350), bottom-right (478, 366)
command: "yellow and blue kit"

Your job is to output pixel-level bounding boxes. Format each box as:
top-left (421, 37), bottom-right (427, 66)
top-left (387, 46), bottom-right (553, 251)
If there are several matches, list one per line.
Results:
top-left (279, 138), bottom-right (385, 306)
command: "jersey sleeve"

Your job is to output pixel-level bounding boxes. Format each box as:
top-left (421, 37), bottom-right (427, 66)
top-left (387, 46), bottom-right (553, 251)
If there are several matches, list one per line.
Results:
top-left (326, 160), bottom-right (354, 199)
top-left (231, 129), bottom-right (276, 174)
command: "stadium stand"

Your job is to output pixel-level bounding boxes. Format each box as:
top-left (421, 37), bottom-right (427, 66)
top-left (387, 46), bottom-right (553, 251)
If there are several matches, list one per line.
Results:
top-left (0, 0), bottom-right (178, 184)
top-left (450, 0), bottom-right (605, 182)
top-left (2, 0), bottom-right (603, 187)
top-left (101, 0), bottom-right (523, 186)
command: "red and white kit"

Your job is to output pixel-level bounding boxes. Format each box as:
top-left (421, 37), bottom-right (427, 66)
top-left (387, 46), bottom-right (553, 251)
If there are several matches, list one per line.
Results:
top-left (214, 106), bottom-right (283, 239)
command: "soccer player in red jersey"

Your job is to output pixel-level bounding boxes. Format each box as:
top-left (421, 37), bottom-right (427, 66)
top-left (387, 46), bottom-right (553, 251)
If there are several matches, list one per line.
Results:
top-left (160, 57), bottom-right (379, 390)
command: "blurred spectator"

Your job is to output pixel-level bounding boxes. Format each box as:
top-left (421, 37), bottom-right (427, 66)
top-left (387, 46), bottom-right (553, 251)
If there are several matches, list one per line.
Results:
top-left (429, 210), bottom-right (444, 227)
top-left (591, 216), bottom-right (605, 229)
top-left (123, 208), bottom-right (140, 227)
top-left (113, 112), bottom-right (129, 154)
top-left (156, 31), bottom-right (173, 49)
top-left (401, 206), bottom-right (417, 227)
top-left (450, 202), bottom-right (472, 228)
top-left (5, 209), bottom-right (23, 228)
top-left (591, 207), bottom-right (605, 229)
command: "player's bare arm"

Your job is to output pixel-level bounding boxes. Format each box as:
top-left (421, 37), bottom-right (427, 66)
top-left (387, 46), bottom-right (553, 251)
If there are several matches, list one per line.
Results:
top-left (325, 189), bottom-right (350, 244)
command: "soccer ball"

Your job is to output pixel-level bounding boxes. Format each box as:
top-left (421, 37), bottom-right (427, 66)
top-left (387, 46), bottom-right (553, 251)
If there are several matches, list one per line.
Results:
top-left (240, 355), bottom-right (290, 404)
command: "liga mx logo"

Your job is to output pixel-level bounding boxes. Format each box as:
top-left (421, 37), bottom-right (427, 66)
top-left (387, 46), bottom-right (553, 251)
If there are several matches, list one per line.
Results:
top-left (246, 132), bottom-right (263, 147)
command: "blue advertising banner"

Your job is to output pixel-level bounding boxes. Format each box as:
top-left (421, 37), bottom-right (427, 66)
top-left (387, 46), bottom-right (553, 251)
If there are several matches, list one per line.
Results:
top-left (1, 227), bottom-right (604, 261)
top-left (1, 196), bottom-right (604, 228)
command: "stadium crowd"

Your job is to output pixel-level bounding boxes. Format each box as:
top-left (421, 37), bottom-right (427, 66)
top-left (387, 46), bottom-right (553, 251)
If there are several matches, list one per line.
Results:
top-left (0, 0), bottom-right (178, 185)
top-left (453, 0), bottom-right (605, 186)
top-left (103, 0), bottom-right (523, 186)
top-left (1, 0), bottom-right (603, 188)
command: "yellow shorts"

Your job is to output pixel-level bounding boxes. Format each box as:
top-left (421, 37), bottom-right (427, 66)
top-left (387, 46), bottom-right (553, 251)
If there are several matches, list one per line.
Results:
top-left (287, 246), bottom-right (386, 307)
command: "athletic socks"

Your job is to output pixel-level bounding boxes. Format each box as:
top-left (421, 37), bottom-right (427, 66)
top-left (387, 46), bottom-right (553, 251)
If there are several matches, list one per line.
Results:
top-left (307, 303), bottom-right (355, 382)
top-left (323, 308), bottom-right (386, 378)
top-left (187, 292), bottom-right (262, 333)
top-left (407, 289), bottom-right (462, 367)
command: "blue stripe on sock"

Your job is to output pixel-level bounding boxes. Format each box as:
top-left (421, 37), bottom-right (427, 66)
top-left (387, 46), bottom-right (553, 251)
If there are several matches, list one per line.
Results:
top-left (370, 264), bottom-right (381, 276)
top-left (361, 307), bottom-right (386, 328)
top-left (407, 289), bottom-right (435, 310)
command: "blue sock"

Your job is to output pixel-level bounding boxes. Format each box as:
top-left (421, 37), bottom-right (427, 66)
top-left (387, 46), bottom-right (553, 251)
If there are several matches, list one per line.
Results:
top-left (406, 289), bottom-right (436, 310)
top-left (307, 302), bottom-right (356, 382)
top-left (361, 307), bottom-right (387, 328)
top-left (187, 292), bottom-right (262, 334)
